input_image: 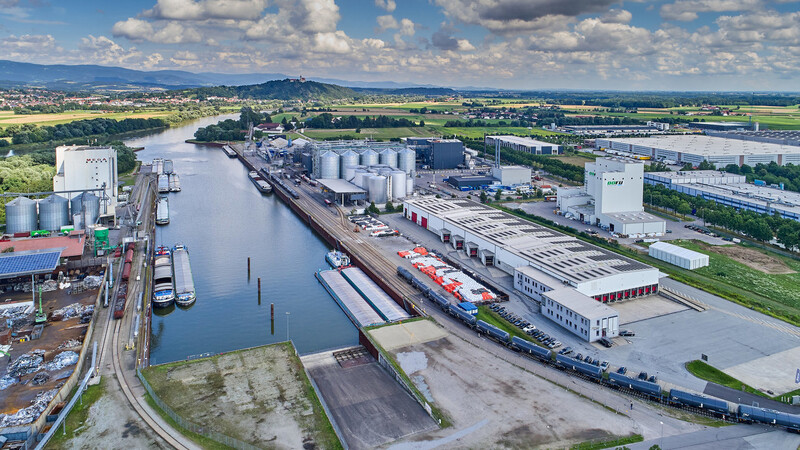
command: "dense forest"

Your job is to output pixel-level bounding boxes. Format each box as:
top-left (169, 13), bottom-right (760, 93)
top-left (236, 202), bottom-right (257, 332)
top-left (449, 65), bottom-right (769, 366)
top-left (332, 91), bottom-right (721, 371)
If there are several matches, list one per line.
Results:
top-left (0, 117), bottom-right (166, 145)
top-left (182, 79), bottom-right (357, 101)
top-left (306, 113), bottom-right (422, 129)
top-left (193, 107), bottom-right (270, 141)
top-left (510, 91), bottom-right (800, 108)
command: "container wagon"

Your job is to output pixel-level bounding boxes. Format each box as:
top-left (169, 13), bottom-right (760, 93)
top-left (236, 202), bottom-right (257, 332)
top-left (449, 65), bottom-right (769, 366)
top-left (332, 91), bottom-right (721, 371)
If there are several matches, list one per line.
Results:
top-left (476, 320), bottom-right (510, 346)
top-left (447, 304), bottom-right (476, 328)
top-left (511, 336), bottom-right (552, 362)
top-left (607, 371), bottom-right (662, 399)
top-left (668, 389), bottom-right (729, 416)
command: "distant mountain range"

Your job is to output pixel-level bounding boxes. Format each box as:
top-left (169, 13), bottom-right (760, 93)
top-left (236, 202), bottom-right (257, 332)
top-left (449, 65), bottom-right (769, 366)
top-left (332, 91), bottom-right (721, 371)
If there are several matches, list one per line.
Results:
top-left (0, 60), bottom-right (452, 92)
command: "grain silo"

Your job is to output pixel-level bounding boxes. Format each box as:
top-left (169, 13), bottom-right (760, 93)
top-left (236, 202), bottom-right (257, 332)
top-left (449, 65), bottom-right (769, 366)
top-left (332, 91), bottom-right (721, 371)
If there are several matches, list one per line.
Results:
top-left (339, 150), bottom-right (359, 178)
top-left (390, 171), bottom-right (406, 200)
top-left (342, 165), bottom-right (358, 182)
top-left (319, 151), bottom-right (340, 179)
top-left (5, 196), bottom-right (37, 233)
top-left (360, 149), bottom-right (378, 166)
top-left (397, 148), bottom-right (416, 174)
top-left (368, 175), bottom-right (388, 204)
top-left (38, 194), bottom-right (69, 231)
top-left (379, 149), bottom-right (398, 168)
top-left (406, 176), bottom-right (414, 196)
top-left (353, 169), bottom-right (368, 188)
top-left (71, 192), bottom-right (100, 227)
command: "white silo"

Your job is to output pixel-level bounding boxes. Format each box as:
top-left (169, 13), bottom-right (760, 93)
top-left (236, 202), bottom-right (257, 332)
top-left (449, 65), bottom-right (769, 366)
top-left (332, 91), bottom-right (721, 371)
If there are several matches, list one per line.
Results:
top-left (5, 197), bottom-right (37, 233)
top-left (397, 148), bottom-right (416, 174)
top-left (38, 194), bottom-right (70, 231)
top-left (353, 169), bottom-right (368, 188)
top-left (390, 171), bottom-right (406, 200)
top-left (406, 176), bottom-right (414, 196)
top-left (342, 165), bottom-right (358, 182)
top-left (339, 150), bottom-right (359, 178)
top-left (379, 149), bottom-right (398, 168)
top-left (319, 151), bottom-right (340, 179)
top-left (368, 175), bottom-right (388, 204)
top-left (360, 149), bottom-right (378, 166)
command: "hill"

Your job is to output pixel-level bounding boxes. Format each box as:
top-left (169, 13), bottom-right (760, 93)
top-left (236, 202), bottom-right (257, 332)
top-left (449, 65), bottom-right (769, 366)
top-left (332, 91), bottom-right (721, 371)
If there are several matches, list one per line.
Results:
top-left (184, 79), bottom-right (358, 101)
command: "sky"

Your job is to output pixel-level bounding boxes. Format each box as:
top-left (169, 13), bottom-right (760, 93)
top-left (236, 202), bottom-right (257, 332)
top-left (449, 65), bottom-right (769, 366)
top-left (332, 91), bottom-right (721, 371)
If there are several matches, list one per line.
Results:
top-left (1, 0), bottom-right (799, 91)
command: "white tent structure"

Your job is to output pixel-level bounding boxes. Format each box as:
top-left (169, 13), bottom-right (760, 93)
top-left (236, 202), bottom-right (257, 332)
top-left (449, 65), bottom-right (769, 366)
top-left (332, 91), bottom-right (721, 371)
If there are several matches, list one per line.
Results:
top-left (648, 242), bottom-right (709, 270)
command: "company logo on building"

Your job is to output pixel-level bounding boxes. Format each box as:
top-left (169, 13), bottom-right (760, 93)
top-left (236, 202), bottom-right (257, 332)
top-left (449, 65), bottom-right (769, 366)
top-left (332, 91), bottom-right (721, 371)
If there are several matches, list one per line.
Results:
top-left (607, 180), bottom-right (624, 186)
top-left (588, 171), bottom-right (595, 176)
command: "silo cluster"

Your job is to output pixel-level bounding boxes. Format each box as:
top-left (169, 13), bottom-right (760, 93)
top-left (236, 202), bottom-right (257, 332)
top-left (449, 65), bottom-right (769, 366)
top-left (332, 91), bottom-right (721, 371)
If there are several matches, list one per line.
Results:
top-left (5, 191), bottom-right (102, 234)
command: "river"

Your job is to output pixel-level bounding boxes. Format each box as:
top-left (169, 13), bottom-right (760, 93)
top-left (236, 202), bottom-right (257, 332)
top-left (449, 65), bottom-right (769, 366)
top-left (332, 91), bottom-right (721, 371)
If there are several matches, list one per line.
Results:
top-left (124, 115), bottom-right (358, 365)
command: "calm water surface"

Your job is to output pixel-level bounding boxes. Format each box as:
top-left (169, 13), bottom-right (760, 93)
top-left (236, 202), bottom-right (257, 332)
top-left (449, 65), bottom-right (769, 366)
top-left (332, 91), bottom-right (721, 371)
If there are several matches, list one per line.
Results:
top-left (125, 115), bottom-right (357, 364)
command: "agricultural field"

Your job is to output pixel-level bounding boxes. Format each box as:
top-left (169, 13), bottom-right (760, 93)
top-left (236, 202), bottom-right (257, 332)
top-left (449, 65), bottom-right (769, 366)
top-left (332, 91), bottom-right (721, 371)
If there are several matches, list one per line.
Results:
top-left (0, 110), bottom-right (173, 128)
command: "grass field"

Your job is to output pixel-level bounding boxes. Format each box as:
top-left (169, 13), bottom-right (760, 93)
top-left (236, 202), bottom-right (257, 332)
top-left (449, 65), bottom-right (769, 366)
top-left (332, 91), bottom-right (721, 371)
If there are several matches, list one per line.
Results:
top-left (0, 110), bottom-right (173, 128)
top-left (685, 360), bottom-right (766, 397)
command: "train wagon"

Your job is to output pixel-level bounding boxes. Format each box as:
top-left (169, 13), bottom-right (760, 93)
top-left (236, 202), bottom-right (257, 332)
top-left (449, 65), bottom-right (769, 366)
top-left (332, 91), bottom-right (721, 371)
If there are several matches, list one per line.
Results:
top-left (511, 336), bottom-right (552, 362)
top-left (448, 304), bottom-right (477, 328)
top-left (556, 353), bottom-right (603, 379)
top-left (669, 389), bottom-right (730, 416)
top-left (476, 320), bottom-right (510, 346)
top-left (607, 371), bottom-right (662, 399)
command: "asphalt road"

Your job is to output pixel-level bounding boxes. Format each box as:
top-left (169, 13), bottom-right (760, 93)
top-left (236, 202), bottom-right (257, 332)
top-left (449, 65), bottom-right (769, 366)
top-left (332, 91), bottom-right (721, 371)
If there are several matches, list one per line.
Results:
top-left (629, 423), bottom-right (800, 450)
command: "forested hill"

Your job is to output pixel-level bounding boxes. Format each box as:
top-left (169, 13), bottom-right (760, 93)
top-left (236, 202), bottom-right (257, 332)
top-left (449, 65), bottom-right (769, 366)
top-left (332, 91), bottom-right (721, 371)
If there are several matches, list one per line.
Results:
top-left (183, 79), bottom-right (357, 101)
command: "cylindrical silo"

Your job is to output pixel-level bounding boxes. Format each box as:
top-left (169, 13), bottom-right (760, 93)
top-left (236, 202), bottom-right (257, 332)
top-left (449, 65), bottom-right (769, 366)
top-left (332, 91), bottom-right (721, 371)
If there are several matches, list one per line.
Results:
top-left (38, 194), bottom-right (69, 231)
top-left (339, 150), bottom-right (359, 178)
top-left (319, 151), bottom-right (340, 179)
top-left (5, 196), bottom-right (37, 233)
top-left (342, 165), bottom-right (358, 182)
top-left (353, 169), bottom-right (368, 188)
top-left (164, 159), bottom-right (174, 175)
top-left (360, 149), bottom-right (378, 166)
top-left (398, 148), bottom-right (416, 174)
top-left (70, 192), bottom-right (100, 227)
top-left (406, 176), bottom-right (414, 196)
top-left (368, 175), bottom-right (388, 204)
top-left (390, 171), bottom-right (406, 200)
top-left (379, 149), bottom-right (397, 168)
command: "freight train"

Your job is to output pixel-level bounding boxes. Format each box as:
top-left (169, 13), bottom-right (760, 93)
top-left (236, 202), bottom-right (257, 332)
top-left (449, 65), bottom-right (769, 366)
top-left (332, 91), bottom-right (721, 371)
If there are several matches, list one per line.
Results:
top-left (397, 265), bottom-right (800, 433)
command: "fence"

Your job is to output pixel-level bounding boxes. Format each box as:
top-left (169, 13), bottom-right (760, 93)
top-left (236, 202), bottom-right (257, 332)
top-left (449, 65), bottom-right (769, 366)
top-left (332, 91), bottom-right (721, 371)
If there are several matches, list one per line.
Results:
top-left (136, 369), bottom-right (260, 450)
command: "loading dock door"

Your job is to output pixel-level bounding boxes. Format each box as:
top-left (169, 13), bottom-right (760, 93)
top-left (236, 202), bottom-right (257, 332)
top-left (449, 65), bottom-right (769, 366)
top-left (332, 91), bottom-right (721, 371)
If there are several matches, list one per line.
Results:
top-left (421, 217), bottom-right (428, 229)
top-left (411, 212), bottom-right (417, 224)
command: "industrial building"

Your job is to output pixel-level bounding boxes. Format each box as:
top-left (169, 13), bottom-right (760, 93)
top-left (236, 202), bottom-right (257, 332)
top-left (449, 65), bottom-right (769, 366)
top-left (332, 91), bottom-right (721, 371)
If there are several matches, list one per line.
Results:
top-left (645, 170), bottom-right (800, 221)
top-left (491, 165), bottom-right (531, 186)
top-left (52, 145), bottom-right (117, 215)
top-left (648, 242), bottom-right (709, 270)
top-left (597, 135), bottom-right (800, 167)
top-left (446, 175), bottom-right (498, 190)
top-left (563, 125), bottom-right (661, 135)
top-left (688, 121), bottom-right (754, 132)
top-left (406, 137), bottom-right (465, 169)
top-left (402, 197), bottom-right (660, 301)
top-left (709, 130), bottom-right (800, 147)
top-left (484, 135), bottom-right (561, 155)
top-left (541, 288), bottom-right (619, 342)
top-left (557, 158), bottom-right (666, 236)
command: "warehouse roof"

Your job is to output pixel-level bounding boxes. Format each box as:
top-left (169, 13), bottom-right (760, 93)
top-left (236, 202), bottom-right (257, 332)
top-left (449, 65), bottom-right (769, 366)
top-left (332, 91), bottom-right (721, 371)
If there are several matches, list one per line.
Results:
top-left (0, 232), bottom-right (85, 258)
top-left (645, 170), bottom-right (746, 183)
top-left (672, 182), bottom-right (800, 214)
top-left (486, 135), bottom-right (555, 147)
top-left (649, 242), bottom-right (707, 261)
top-left (543, 288), bottom-right (618, 321)
top-left (0, 248), bottom-right (63, 279)
top-left (404, 197), bottom-right (655, 286)
top-left (317, 179), bottom-right (366, 194)
top-left (601, 135), bottom-right (800, 157)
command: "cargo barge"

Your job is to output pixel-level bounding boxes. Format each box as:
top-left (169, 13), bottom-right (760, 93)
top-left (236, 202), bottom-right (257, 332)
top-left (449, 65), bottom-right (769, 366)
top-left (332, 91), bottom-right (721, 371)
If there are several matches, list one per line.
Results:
top-left (248, 171), bottom-right (272, 194)
top-left (326, 250), bottom-right (350, 268)
top-left (156, 196), bottom-right (169, 225)
top-left (157, 174), bottom-right (169, 193)
top-left (171, 244), bottom-right (196, 306)
top-left (169, 173), bottom-right (181, 192)
top-left (153, 246), bottom-right (175, 307)
top-left (222, 145), bottom-right (237, 158)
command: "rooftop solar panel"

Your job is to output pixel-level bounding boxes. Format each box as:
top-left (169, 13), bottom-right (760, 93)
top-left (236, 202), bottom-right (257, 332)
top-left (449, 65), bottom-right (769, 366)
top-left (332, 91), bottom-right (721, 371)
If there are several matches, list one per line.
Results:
top-left (0, 248), bottom-right (63, 279)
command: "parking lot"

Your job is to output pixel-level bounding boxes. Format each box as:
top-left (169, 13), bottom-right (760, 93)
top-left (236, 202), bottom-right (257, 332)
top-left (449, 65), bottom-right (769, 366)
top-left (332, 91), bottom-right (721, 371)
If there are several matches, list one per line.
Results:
top-left (373, 210), bottom-right (800, 397)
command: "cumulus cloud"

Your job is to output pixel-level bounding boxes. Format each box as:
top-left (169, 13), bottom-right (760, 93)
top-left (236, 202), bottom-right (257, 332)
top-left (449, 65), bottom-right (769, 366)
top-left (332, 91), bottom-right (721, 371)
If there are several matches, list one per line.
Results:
top-left (376, 15), bottom-right (398, 32)
top-left (431, 24), bottom-right (474, 51)
top-left (144, 0), bottom-right (268, 20)
top-left (312, 31), bottom-right (351, 53)
top-left (374, 0), bottom-right (396, 12)
top-left (245, 0), bottom-right (340, 40)
top-left (660, 0), bottom-right (760, 21)
top-left (112, 18), bottom-right (202, 44)
top-left (600, 9), bottom-right (632, 24)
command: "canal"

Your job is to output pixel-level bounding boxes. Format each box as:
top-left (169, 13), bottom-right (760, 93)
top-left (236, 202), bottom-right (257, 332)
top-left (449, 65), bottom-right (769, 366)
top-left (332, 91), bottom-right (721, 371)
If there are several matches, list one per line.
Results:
top-left (125, 115), bottom-right (358, 364)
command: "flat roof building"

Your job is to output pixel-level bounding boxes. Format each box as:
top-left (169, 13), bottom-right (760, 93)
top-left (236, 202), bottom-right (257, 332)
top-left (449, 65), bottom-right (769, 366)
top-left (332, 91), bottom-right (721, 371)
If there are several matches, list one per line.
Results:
top-left (408, 138), bottom-right (465, 170)
top-left (446, 175), bottom-right (498, 190)
top-left (402, 196), bottom-right (660, 301)
top-left (597, 135), bottom-right (800, 167)
top-left (485, 135), bottom-right (561, 155)
top-left (564, 125), bottom-right (661, 135)
top-left (541, 288), bottom-right (619, 342)
top-left (709, 130), bottom-right (800, 147)
top-left (687, 121), bottom-right (752, 132)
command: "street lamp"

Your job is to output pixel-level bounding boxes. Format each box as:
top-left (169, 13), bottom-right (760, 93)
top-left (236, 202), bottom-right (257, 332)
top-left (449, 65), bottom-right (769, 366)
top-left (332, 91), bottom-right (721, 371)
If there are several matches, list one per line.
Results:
top-left (285, 312), bottom-right (290, 342)
top-left (660, 421), bottom-right (664, 448)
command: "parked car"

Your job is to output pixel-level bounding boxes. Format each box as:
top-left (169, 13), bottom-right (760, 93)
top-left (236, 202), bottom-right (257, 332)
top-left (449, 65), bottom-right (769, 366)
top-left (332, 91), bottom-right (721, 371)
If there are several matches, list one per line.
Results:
top-left (584, 356), bottom-right (593, 364)
top-left (600, 361), bottom-right (609, 371)
top-left (619, 330), bottom-right (635, 337)
top-left (648, 375), bottom-right (658, 383)
top-left (575, 353), bottom-right (583, 361)
top-left (599, 337), bottom-right (613, 348)
top-left (638, 371), bottom-right (648, 380)
top-left (617, 366), bottom-right (627, 375)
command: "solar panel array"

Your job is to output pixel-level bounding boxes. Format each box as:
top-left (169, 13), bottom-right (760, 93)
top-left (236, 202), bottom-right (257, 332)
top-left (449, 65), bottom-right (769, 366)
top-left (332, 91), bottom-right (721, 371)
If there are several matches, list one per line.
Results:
top-left (0, 250), bottom-right (62, 278)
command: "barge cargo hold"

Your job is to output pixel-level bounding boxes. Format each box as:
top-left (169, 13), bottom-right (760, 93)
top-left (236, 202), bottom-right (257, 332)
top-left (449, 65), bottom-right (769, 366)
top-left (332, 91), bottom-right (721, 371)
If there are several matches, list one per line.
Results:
top-left (316, 270), bottom-right (385, 327)
top-left (169, 173), bottom-right (181, 192)
top-left (326, 250), bottom-right (350, 269)
top-left (157, 174), bottom-right (169, 193)
top-left (172, 244), bottom-right (196, 306)
top-left (340, 267), bottom-right (411, 322)
top-left (248, 171), bottom-right (272, 194)
top-left (156, 196), bottom-right (170, 225)
top-left (153, 246), bottom-right (175, 307)
top-left (222, 145), bottom-right (237, 158)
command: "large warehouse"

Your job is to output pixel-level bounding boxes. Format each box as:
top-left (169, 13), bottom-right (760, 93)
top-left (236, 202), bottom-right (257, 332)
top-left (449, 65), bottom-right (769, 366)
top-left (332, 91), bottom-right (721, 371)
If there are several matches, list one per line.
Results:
top-left (485, 135), bottom-right (562, 155)
top-left (597, 135), bottom-right (800, 167)
top-left (402, 197), bottom-right (661, 301)
top-left (645, 171), bottom-right (800, 221)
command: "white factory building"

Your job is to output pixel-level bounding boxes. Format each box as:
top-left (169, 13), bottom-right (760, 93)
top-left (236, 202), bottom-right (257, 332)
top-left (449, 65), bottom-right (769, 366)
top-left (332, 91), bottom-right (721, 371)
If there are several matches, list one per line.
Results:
top-left (645, 171), bottom-right (800, 221)
top-left (402, 197), bottom-right (656, 341)
top-left (597, 135), bottom-right (800, 167)
top-left (648, 242), bottom-right (709, 270)
top-left (485, 135), bottom-right (562, 155)
top-left (542, 288), bottom-right (619, 342)
top-left (52, 145), bottom-right (118, 214)
top-left (492, 165), bottom-right (532, 186)
top-left (557, 158), bottom-right (666, 236)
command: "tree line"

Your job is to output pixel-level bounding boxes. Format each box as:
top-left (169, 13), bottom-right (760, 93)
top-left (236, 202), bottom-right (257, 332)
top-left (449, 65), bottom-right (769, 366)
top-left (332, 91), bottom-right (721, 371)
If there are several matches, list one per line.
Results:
top-left (1, 117), bottom-right (167, 145)
top-left (306, 113), bottom-right (422, 129)
top-left (645, 184), bottom-right (800, 250)
top-left (193, 106), bottom-right (271, 142)
top-left (497, 147), bottom-right (585, 182)
top-left (723, 162), bottom-right (800, 193)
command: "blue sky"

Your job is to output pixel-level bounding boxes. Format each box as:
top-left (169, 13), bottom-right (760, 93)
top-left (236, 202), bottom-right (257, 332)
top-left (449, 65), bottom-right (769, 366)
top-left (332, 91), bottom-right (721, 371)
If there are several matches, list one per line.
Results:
top-left (1, 0), bottom-right (799, 90)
